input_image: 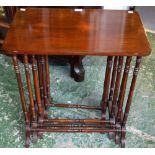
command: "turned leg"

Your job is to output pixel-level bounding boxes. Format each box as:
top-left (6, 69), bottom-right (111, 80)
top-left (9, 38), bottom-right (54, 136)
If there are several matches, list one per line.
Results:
top-left (41, 56), bottom-right (49, 110)
top-left (109, 57), bottom-right (123, 142)
top-left (37, 56), bottom-right (44, 104)
top-left (23, 55), bottom-right (38, 143)
top-left (115, 56), bottom-right (132, 144)
top-left (70, 56), bottom-right (85, 82)
top-left (101, 56), bottom-right (113, 120)
top-left (108, 56), bottom-right (118, 139)
top-left (45, 55), bottom-right (52, 103)
top-left (12, 55), bottom-right (30, 148)
top-left (32, 55), bottom-right (45, 140)
top-left (121, 56), bottom-right (142, 148)
top-left (110, 57), bottom-right (124, 120)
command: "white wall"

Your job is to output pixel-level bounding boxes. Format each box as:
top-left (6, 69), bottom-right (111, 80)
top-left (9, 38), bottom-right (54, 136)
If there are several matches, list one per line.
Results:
top-left (103, 6), bottom-right (129, 10)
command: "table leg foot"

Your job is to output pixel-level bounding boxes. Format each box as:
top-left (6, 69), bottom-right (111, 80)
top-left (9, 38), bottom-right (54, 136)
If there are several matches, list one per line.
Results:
top-left (70, 56), bottom-right (85, 82)
top-left (120, 138), bottom-right (126, 148)
top-left (38, 132), bottom-right (43, 139)
top-left (32, 132), bottom-right (38, 143)
top-left (115, 133), bottom-right (120, 144)
top-left (108, 132), bottom-right (115, 139)
top-left (31, 121), bottom-right (38, 143)
top-left (25, 125), bottom-right (30, 148)
top-left (120, 127), bottom-right (126, 148)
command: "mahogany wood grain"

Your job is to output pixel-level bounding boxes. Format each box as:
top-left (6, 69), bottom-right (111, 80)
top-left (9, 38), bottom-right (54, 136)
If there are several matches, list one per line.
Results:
top-left (2, 8), bottom-right (151, 56)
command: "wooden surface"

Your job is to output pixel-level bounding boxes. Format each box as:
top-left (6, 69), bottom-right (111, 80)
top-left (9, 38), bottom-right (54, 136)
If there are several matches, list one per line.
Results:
top-left (2, 8), bottom-right (151, 56)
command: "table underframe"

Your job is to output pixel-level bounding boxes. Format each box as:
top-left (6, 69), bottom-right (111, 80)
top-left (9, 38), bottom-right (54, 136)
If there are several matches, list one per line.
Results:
top-left (12, 55), bottom-right (142, 148)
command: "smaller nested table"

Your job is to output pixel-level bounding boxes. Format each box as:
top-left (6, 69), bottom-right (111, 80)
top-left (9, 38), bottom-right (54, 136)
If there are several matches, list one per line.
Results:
top-left (2, 8), bottom-right (151, 147)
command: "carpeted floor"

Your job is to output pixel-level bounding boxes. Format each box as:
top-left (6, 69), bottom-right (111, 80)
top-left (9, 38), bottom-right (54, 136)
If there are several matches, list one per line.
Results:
top-left (0, 32), bottom-right (155, 148)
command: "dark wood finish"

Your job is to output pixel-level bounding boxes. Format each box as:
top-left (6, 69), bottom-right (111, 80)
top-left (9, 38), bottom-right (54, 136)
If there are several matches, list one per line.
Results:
top-left (23, 55), bottom-right (38, 143)
top-left (11, 54), bottom-right (146, 148)
top-left (108, 56), bottom-right (118, 115)
top-left (43, 119), bottom-right (110, 124)
top-left (2, 8), bottom-right (151, 56)
top-left (121, 56), bottom-right (142, 147)
top-left (115, 56), bottom-right (132, 144)
top-left (122, 57), bottom-right (142, 126)
top-left (70, 56), bottom-right (85, 82)
top-left (23, 55), bottom-right (36, 121)
top-left (108, 56), bottom-right (118, 139)
top-left (49, 103), bottom-right (101, 110)
top-left (31, 128), bottom-right (121, 133)
top-left (116, 57), bottom-right (132, 122)
top-left (45, 55), bottom-right (51, 102)
top-left (110, 57), bottom-right (124, 120)
top-left (12, 56), bottom-right (29, 124)
top-left (3, 8), bottom-right (151, 148)
top-left (38, 124), bottom-right (108, 128)
top-left (41, 56), bottom-right (49, 109)
top-left (32, 55), bottom-right (43, 116)
top-left (12, 55), bottom-right (30, 147)
top-left (37, 56), bottom-right (44, 101)
top-left (101, 56), bottom-right (113, 120)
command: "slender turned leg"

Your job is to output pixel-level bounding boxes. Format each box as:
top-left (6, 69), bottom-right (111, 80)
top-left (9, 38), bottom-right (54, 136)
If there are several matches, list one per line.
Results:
top-left (12, 55), bottom-right (30, 148)
top-left (32, 55), bottom-right (44, 117)
top-left (115, 57), bottom-right (132, 144)
top-left (32, 55), bottom-right (45, 139)
top-left (45, 55), bottom-right (52, 104)
top-left (41, 56), bottom-right (49, 110)
top-left (37, 56), bottom-right (44, 104)
top-left (23, 55), bottom-right (38, 143)
top-left (101, 56), bottom-right (113, 120)
top-left (110, 57), bottom-right (124, 141)
top-left (110, 57), bottom-right (124, 121)
top-left (121, 56), bottom-right (142, 148)
top-left (108, 56), bottom-right (118, 139)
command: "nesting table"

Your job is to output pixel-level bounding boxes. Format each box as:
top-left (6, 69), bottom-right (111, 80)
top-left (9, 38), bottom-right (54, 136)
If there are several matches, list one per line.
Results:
top-left (2, 8), bottom-right (151, 147)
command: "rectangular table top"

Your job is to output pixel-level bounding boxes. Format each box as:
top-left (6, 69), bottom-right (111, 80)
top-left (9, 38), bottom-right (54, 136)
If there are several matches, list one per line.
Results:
top-left (2, 8), bottom-right (151, 56)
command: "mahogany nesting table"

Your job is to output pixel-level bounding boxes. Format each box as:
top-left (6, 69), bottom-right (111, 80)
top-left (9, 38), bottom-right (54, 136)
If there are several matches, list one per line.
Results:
top-left (2, 8), bottom-right (151, 147)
